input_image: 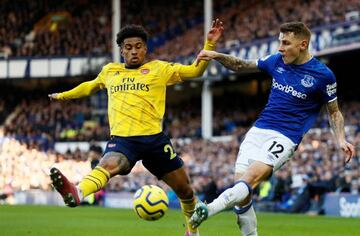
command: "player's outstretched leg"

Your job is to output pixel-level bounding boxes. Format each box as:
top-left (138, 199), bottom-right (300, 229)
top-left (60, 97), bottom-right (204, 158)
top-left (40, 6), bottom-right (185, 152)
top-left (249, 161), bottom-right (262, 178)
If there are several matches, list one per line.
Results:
top-left (190, 181), bottom-right (252, 229)
top-left (189, 201), bottom-right (209, 229)
top-left (184, 230), bottom-right (200, 236)
top-left (180, 197), bottom-right (200, 236)
top-left (50, 167), bottom-right (81, 207)
top-left (235, 203), bottom-right (258, 236)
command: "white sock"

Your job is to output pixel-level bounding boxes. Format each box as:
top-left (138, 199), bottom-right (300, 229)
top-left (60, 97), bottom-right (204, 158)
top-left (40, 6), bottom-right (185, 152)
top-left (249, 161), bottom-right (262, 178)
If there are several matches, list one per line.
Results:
top-left (208, 181), bottom-right (251, 217)
top-left (236, 205), bottom-right (258, 236)
top-left (76, 186), bottom-right (84, 201)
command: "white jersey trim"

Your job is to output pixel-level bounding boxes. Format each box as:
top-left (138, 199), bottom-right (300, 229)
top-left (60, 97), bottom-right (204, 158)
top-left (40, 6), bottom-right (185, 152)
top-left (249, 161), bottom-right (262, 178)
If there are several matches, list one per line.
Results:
top-left (328, 97), bottom-right (337, 103)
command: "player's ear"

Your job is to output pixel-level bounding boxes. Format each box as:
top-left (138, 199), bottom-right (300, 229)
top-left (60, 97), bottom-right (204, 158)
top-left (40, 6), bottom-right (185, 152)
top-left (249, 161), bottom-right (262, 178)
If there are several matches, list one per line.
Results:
top-left (120, 46), bottom-right (124, 57)
top-left (300, 39), bottom-right (309, 50)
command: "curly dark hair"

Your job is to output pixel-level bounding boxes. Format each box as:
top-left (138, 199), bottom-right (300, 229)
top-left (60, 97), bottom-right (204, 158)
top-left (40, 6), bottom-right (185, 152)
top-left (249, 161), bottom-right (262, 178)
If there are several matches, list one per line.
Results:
top-left (116, 25), bottom-right (148, 46)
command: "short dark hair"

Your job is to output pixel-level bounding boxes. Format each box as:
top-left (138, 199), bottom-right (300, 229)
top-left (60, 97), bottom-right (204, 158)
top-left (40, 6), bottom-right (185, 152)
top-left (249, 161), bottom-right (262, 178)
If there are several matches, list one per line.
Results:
top-left (89, 145), bottom-right (103, 154)
top-left (280, 22), bottom-right (311, 41)
top-left (116, 25), bottom-right (148, 46)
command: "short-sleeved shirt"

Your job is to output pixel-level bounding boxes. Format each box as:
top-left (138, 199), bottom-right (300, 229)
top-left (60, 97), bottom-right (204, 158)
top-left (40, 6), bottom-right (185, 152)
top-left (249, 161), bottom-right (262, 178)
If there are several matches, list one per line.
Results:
top-left (255, 53), bottom-right (337, 144)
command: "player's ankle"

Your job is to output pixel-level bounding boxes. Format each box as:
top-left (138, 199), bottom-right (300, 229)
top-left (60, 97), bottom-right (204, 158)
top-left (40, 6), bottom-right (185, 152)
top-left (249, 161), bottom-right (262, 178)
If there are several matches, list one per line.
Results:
top-left (76, 186), bottom-right (84, 201)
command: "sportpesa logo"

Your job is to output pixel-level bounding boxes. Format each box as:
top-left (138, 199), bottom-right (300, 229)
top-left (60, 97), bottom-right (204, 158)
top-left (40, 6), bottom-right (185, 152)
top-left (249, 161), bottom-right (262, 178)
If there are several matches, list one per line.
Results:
top-left (272, 79), bottom-right (307, 99)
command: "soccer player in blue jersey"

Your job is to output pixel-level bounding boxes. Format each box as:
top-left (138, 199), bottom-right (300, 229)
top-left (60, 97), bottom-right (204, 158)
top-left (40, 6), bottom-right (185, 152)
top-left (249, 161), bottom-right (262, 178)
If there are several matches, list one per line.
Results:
top-left (189, 22), bottom-right (355, 235)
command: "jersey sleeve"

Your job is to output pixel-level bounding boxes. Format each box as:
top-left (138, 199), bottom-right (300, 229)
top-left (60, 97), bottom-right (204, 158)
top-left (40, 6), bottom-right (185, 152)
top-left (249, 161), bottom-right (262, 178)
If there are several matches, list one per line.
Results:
top-left (58, 64), bottom-right (107, 100)
top-left (256, 53), bottom-right (281, 74)
top-left (162, 40), bottom-right (217, 85)
top-left (318, 69), bottom-right (337, 103)
top-left (157, 61), bottom-right (183, 86)
top-left (93, 64), bottom-right (108, 89)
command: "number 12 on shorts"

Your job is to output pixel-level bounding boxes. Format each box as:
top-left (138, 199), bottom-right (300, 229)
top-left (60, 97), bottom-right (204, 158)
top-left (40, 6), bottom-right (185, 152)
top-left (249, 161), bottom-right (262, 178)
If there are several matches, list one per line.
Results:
top-left (268, 141), bottom-right (284, 158)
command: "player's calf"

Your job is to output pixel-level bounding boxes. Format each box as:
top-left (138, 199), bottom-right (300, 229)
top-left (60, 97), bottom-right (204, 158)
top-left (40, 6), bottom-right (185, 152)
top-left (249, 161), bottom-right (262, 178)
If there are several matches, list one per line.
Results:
top-left (235, 202), bottom-right (258, 236)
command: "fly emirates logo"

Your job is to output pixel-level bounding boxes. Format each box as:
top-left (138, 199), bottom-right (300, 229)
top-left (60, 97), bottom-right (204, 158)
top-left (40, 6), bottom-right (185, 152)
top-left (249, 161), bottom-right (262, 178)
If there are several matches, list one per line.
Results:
top-left (110, 77), bottom-right (150, 94)
top-left (272, 79), bottom-right (307, 99)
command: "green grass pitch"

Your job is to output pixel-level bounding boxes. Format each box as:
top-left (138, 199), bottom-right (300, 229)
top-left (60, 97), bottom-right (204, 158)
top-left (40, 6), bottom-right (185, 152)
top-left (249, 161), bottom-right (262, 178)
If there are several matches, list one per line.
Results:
top-left (1, 205), bottom-right (359, 236)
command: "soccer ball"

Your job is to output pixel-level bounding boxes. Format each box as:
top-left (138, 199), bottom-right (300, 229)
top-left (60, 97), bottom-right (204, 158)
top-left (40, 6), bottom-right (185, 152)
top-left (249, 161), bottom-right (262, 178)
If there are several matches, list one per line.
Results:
top-left (133, 185), bottom-right (169, 221)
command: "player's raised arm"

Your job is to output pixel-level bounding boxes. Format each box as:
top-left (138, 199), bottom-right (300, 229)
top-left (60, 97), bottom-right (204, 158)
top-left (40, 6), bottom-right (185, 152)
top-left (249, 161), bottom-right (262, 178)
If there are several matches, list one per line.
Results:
top-left (326, 100), bottom-right (355, 163)
top-left (177, 19), bottom-right (224, 79)
top-left (48, 79), bottom-right (103, 101)
top-left (196, 50), bottom-right (260, 73)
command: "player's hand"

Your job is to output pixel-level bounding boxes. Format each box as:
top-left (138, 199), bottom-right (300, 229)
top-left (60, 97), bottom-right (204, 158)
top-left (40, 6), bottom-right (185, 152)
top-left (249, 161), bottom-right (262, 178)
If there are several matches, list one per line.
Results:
top-left (207, 18), bottom-right (224, 43)
top-left (340, 141), bottom-right (355, 163)
top-left (195, 50), bottom-right (219, 66)
top-left (48, 93), bottom-right (60, 101)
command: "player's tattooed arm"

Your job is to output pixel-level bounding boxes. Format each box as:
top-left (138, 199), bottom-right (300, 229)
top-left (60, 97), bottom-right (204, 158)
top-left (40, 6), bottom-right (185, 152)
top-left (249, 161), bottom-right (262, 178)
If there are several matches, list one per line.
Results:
top-left (196, 50), bottom-right (259, 73)
top-left (327, 100), bottom-right (345, 143)
top-left (215, 54), bottom-right (259, 73)
top-left (326, 100), bottom-right (355, 163)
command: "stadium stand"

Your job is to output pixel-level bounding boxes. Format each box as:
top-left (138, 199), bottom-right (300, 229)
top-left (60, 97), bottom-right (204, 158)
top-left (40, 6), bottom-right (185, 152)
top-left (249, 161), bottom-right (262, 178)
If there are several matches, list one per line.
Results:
top-left (0, 0), bottom-right (359, 216)
top-left (1, 0), bottom-right (359, 58)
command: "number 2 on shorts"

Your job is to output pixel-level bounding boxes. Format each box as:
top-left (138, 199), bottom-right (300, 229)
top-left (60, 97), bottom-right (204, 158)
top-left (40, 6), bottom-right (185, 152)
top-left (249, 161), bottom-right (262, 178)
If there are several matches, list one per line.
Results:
top-left (164, 144), bottom-right (176, 159)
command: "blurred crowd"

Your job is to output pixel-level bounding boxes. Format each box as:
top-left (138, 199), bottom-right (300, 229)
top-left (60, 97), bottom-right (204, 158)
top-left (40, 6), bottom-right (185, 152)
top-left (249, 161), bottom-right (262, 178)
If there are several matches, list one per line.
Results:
top-left (0, 0), bottom-right (202, 57)
top-left (151, 0), bottom-right (360, 60)
top-left (2, 91), bottom-right (359, 150)
top-left (0, 0), bottom-right (112, 57)
top-left (0, 124), bottom-right (359, 213)
top-left (0, 0), bottom-right (359, 213)
top-left (1, 0), bottom-right (359, 59)
top-left (0, 89), bottom-right (359, 213)
top-left (3, 97), bottom-right (109, 150)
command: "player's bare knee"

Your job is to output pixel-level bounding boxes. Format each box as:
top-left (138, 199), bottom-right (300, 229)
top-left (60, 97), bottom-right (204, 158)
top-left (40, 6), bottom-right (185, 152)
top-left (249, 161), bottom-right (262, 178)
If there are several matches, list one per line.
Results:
top-left (238, 194), bottom-right (252, 207)
top-left (99, 152), bottom-right (131, 176)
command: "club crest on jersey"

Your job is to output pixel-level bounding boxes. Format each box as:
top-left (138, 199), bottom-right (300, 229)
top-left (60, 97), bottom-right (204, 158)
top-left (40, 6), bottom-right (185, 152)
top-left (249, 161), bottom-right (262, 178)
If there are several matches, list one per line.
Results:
top-left (276, 67), bottom-right (285, 74)
top-left (141, 69), bottom-right (150, 74)
top-left (301, 75), bottom-right (315, 88)
top-left (108, 143), bottom-right (116, 148)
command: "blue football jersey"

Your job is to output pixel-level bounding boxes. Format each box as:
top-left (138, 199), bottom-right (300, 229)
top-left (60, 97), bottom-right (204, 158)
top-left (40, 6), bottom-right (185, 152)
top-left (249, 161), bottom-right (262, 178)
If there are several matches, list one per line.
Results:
top-left (254, 53), bottom-right (337, 144)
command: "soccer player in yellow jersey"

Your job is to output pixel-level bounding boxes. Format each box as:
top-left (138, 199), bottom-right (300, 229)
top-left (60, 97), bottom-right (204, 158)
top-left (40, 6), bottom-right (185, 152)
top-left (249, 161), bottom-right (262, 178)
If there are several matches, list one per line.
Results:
top-left (48, 19), bottom-right (223, 236)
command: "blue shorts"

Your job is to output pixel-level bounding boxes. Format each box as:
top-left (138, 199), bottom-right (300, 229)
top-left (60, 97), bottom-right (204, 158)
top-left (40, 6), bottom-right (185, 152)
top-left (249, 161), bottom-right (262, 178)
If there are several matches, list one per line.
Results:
top-left (104, 132), bottom-right (184, 179)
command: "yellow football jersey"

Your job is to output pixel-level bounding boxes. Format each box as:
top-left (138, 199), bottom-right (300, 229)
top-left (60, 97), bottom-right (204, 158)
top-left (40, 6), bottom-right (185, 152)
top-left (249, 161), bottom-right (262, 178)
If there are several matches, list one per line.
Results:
top-left (58, 41), bottom-right (215, 136)
top-left (97, 60), bottom-right (186, 136)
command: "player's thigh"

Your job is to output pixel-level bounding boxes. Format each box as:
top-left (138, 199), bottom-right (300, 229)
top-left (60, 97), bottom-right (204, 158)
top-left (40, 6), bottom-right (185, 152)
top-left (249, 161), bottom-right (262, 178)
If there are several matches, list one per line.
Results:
top-left (259, 134), bottom-right (296, 172)
top-left (235, 129), bottom-right (288, 188)
top-left (101, 137), bottom-right (139, 176)
top-left (235, 129), bottom-right (263, 175)
top-left (236, 128), bottom-right (296, 173)
top-left (99, 151), bottom-right (133, 177)
top-left (142, 133), bottom-right (184, 180)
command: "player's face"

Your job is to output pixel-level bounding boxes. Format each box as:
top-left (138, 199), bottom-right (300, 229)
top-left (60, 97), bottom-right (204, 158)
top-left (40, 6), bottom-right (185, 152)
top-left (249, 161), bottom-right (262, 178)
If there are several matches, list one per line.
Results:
top-left (278, 32), bottom-right (308, 64)
top-left (121, 37), bottom-right (147, 68)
